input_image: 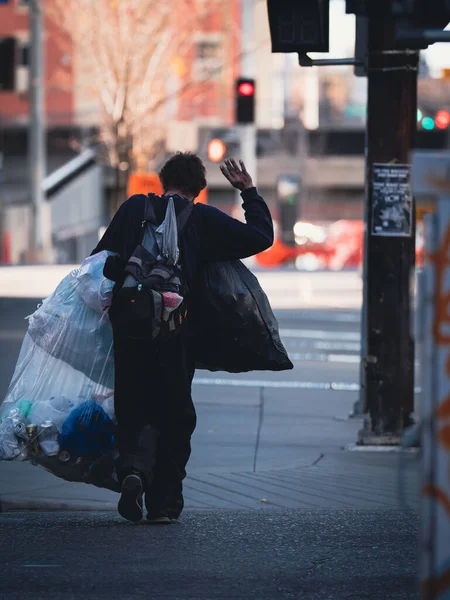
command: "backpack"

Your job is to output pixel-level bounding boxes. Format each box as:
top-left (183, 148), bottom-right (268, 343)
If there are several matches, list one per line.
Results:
top-left (108, 193), bottom-right (193, 340)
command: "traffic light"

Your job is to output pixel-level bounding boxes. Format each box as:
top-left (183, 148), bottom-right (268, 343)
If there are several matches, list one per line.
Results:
top-left (235, 78), bottom-right (255, 124)
top-left (417, 109), bottom-right (450, 130)
top-left (277, 175), bottom-right (301, 246)
top-left (207, 138), bottom-right (227, 162)
top-left (422, 116), bottom-right (435, 130)
top-left (267, 0), bottom-right (329, 53)
top-left (390, 0), bottom-right (450, 44)
top-left (391, 0), bottom-right (450, 27)
top-left (434, 110), bottom-right (450, 129)
top-left (0, 37), bottom-right (16, 91)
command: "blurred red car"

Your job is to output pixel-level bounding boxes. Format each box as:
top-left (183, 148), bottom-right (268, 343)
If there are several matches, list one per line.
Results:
top-left (255, 219), bottom-right (423, 269)
top-left (324, 220), bottom-right (363, 270)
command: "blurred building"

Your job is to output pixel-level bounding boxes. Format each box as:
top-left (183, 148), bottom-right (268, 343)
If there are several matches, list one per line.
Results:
top-left (0, 0), bottom-right (74, 126)
top-left (2, 0), bottom-right (450, 264)
top-left (0, 2), bottom-right (69, 262)
top-left (174, 1), bottom-right (240, 125)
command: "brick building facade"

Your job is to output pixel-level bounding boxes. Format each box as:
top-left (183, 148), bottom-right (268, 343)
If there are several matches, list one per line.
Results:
top-left (0, 0), bottom-right (73, 126)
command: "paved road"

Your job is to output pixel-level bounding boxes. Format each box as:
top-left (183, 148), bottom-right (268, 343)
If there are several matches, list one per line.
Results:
top-left (0, 293), bottom-right (418, 511)
top-left (0, 272), bottom-right (421, 599)
top-left (0, 296), bottom-right (362, 404)
top-left (0, 510), bottom-right (419, 600)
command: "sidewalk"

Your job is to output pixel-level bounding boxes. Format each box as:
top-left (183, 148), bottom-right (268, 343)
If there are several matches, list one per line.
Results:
top-left (0, 387), bottom-right (420, 600)
top-left (0, 384), bottom-right (420, 513)
top-left (0, 265), bottom-right (362, 309)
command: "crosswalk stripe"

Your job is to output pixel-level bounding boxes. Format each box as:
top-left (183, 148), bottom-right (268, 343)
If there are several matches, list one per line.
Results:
top-left (193, 377), bottom-right (359, 391)
top-left (280, 328), bottom-right (360, 341)
top-left (284, 339), bottom-right (361, 352)
top-left (275, 310), bottom-right (361, 323)
top-left (193, 377), bottom-right (423, 394)
top-left (289, 353), bottom-right (360, 363)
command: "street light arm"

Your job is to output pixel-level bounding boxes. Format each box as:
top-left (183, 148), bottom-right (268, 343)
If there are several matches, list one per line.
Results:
top-left (298, 53), bottom-right (364, 68)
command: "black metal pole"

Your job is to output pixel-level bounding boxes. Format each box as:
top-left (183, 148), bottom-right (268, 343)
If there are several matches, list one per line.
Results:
top-left (360, 16), bottom-right (418, 443)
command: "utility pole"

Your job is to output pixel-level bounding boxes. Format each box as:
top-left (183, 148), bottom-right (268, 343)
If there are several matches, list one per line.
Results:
top-left (265, 0), bottom-right (421, 440)
top-left (359, 13), bottom-right (418, 442)
top-left (237, 0), bottom-right (256, 216)
top-left (29, 0), bottom-right (48, 263)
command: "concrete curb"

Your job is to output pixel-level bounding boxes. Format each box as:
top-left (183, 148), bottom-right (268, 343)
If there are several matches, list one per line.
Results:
top-left (0, 498), bottom-right (221, 514)
top-left (0, 497), bottom-right (117, 513)
top-left (345, 443), bottom-right (420, 453)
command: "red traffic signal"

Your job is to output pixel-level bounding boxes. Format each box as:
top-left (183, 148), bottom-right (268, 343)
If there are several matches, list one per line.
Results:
top-left (235, 78), bottom-right (255, 124)
top-left (435, 110), bottom-right (450, 129)
top-left (237, 81), bottom-right (255, 97)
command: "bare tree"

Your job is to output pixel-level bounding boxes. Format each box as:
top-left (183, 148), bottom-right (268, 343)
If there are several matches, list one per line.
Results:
top-left (48, 0), bottom-right (226, 210)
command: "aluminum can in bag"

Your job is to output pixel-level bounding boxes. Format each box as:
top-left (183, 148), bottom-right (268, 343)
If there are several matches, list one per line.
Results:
top-left (38, 421), bottom-right (60, 456)
top-left (13, 420), bottom-right (29, 442)
top-left (26, 424), bottom-right (40, 457)
top-left (58, 450), bottom-right (71, 463)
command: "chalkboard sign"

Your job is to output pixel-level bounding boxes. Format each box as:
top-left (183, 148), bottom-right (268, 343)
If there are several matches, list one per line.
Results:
top-left (371, 163), bottom-right (412, 237)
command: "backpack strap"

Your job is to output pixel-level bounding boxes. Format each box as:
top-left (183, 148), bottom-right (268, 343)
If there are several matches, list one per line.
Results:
top-left (145, 194), bottom-right (193, 231)
top-left (144, 194), bottom-right (158, 224)
top-left (176, 201), bottom-right (194, 233)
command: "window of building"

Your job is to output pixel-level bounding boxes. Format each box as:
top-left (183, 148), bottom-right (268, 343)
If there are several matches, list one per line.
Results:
top-left (197, 41), bottom-right (220, 61)
top-left (16, 0), bottom-right (29, 11)
top-left (193, 39), bottom-right (222, 81)
top-left (20, 43), bottom-right (30, 67)
top-left (15, 35), bottom-right (30, 93)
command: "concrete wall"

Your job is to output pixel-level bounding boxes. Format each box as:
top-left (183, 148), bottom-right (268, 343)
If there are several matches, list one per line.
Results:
top-left (4, 204), bottom-right (31, 264)
top-left (50, 164), bottom-right (105, 263)
top-left (205, 155), bottom-right (365, 190)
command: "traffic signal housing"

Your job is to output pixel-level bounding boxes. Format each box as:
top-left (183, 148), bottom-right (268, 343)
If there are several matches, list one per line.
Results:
top-left (390, 0), bottom-right (450, 28)
top-left (267, 0), bottom-right (330, 53)
top-left (0, 37), bottom-right (16, 91)
top-left (235, 78), bottom-right (255, 124)
top-left (417, 108), bottom-right (450, 130)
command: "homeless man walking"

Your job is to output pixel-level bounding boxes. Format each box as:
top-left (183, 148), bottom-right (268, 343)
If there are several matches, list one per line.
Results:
top-left (91, 152), bottom-right (274, 523)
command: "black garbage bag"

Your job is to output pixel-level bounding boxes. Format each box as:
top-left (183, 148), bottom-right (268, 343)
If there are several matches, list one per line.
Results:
top-left (34, 451), bottom-right (120, 493)
top-left (192, 260), bottom-right (293, 373)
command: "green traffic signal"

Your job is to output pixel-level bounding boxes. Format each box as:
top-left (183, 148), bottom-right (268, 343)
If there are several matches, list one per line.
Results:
top-left (422, 116), bottom-right (435, 130)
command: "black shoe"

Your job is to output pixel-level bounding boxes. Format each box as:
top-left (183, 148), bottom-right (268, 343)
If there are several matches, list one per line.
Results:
top-left (118, 473), bottom-right (144, 522)
top-left (145, 490), bottom-right (183, 522)
top-left (145, 508), bottom-right (178, 525)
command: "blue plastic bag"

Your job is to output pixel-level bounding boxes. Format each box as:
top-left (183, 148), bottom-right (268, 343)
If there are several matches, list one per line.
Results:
top-left (60, 400), bottom-right (115, 459)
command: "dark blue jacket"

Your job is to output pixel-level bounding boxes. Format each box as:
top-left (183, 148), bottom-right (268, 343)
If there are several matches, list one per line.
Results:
top-left (91, 188), bottom-right (274, 289)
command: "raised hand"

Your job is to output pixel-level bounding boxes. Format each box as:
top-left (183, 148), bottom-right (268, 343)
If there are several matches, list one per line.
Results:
top-left (220, 158), bottom-right (254, 191)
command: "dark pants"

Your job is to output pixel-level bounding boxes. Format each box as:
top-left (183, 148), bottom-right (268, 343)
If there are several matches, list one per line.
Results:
top-left (113, 325), bottom-right (196, 518)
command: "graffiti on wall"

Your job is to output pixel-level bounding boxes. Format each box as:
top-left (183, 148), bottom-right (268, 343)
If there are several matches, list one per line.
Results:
top-left (422, 223), bottom-right (450, 600)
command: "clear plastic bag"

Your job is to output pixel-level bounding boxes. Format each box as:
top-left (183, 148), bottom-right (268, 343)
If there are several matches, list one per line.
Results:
top-left (26, 252), bottom-right (115, 389)
top-left (76, 253), bottom-right (115, 314)
top-left (0, 251), bottom-right (120, 492)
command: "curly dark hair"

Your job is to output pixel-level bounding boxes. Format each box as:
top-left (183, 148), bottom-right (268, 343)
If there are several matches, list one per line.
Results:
top-left (158, 152), bottom-right (207, 198)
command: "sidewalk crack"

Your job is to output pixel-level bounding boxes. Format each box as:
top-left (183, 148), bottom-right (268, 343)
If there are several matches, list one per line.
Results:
top-left (253, 387), bottom-right (265, 473)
